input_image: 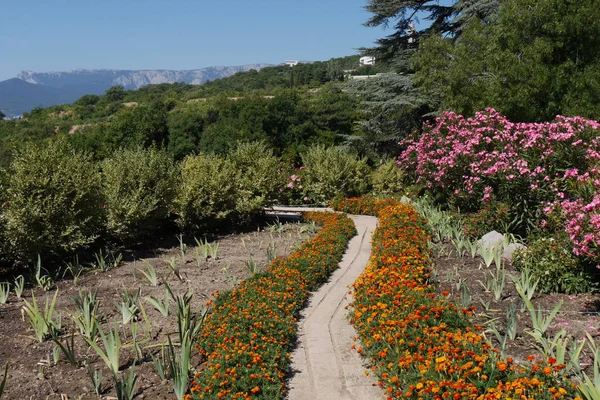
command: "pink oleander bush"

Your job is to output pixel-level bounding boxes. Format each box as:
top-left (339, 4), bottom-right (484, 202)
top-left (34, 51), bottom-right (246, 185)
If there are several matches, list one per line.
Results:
top-left (398, 108), bottom-right (600, 267)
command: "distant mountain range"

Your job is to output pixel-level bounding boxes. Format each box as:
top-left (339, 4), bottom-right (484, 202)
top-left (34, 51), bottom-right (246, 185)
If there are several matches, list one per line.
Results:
top-left (0, 64), bottom-right (272, 116)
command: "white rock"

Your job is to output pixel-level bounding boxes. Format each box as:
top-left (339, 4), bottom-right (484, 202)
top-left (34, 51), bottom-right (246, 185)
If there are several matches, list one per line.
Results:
top-left (503, 243), bottom-right (526, 260)
top-left (477, 231), bottom-right (504, 250)
top-left (477, 230), bottom-right (526, 261)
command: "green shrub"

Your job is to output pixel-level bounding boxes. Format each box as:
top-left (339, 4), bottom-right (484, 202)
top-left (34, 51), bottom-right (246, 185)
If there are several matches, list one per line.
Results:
top-left (0, 180), bottom-right (8, 264)
top-left (512, 234), bottom-right (595, 294)
top-left (101, 147), bottom-right (177, 243)
top-left (0, 224), bottom-right (7, 264)
top-left (371, 160), bottom-right (404, 196)
top-left (2, 140), bottom-right (104, 262)
top-left (175, 154), bottom-right (238, 230)
top-left (462, 201), bottom-right (515, 239)
top-left (228, 141), bottom-right (285, 223)
top-left (301, 145), bottom-right (371, 205)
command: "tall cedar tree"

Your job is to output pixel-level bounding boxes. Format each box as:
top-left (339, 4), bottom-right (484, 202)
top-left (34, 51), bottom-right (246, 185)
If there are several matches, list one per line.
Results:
top-left (363, 0), bottom-right (457, 70)
top-left (350, 0), bottom-right (500, 155)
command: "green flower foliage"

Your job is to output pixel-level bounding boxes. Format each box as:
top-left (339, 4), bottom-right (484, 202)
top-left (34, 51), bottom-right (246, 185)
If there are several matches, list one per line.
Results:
top-left (462, 201), bottom-right (515, 239)
top-left (229, 141), bottom-right (285, 223)
top-left (0, 200), bottom-right (8, 265)
top-left (101, 147), bottom-right (177, 243)
top-left (371, 160), bottom-right (405, 197)
top-left (175, 154), bottom-right (238, 230)
top-left (2, 140), bottom-right (104, 262)
top-left (300, 145), bottom-right (371, 205)
top-left (512, 234), bottom-right (595, 294)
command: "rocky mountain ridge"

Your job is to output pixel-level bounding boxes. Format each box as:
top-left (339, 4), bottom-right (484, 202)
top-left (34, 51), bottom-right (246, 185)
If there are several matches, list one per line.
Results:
top-left (16, 64), bottom-right (272, 90)
top-left (1, 64), bottom-right (273, 116)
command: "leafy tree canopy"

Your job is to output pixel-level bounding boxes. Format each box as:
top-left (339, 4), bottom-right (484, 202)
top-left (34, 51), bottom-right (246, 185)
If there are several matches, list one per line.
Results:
top-left (414, 0), bottom-right (600, 121)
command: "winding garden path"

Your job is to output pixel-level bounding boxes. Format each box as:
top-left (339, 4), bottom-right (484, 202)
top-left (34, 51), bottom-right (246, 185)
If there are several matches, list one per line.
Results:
top-left (269, 208), bottom-right (385, 400)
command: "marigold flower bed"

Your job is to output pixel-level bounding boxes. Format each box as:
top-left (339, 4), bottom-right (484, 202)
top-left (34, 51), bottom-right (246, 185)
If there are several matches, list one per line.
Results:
top-left (333, 198), bottom-right (579, 400)
top-left (190, 212), bottom-right (356, 399)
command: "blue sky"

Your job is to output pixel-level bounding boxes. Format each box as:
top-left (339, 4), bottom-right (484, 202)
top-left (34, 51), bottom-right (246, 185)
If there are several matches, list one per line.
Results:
top-left (0, 0), bottom-right (396, 81)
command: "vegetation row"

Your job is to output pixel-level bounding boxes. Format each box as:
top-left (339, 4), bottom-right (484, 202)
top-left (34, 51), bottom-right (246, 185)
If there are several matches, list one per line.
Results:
top-left (0, 140), bottom-right (404, 273)
top-left (189, 211), bottom-right (356, 399)
top-left (333, 198), bottom-right (582, 399)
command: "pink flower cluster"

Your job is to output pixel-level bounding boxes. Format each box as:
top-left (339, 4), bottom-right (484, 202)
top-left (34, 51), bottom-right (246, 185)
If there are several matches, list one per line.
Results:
top-left (551, 195), bottom-right (600, 263)
top-left (281, 165), bottom-right (309, 202)
top-left (398, 108), bottom-right (600, 262)
top-left (286, 174), bottom-right (303, 190)
top-left (282, 165), bottom-right (305, 191)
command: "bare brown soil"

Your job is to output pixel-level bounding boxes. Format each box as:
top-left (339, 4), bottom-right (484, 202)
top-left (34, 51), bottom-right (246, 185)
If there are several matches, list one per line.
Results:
top-left (0, 221), bottom-right (314, 400)
top-left (432, 241), bottom-right (600, 372)
top-left (68, 124), bottom-right (95, 135)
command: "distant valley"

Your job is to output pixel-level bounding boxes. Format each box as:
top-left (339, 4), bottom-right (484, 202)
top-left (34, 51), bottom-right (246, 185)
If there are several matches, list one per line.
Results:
top-left (0, 64), bottom-right (272, 116)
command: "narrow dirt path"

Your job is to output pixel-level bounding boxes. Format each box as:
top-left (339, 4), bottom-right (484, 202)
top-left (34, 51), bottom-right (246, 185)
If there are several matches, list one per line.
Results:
top-left (285, 213), bottom-right (385, 400)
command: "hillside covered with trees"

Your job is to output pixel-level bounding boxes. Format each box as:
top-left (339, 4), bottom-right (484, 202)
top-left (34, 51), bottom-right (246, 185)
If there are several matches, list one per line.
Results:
top-left (0, 55), bottom-right (397, 167)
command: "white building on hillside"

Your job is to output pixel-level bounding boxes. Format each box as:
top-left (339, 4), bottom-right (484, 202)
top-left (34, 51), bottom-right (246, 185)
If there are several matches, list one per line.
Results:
top-left (408, 24), bottom-right (416, 44)
top-left (285, 60), bottom-right (299, 67)
top-left (359, 56), bottom-right (375, 66)
top-left (348, 73), bottom-right (388, 81)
